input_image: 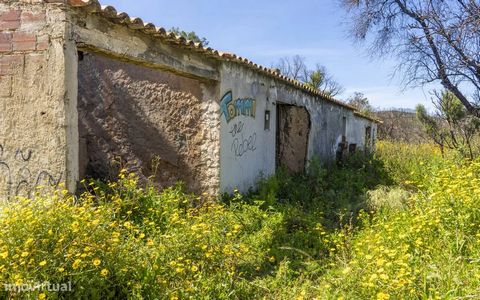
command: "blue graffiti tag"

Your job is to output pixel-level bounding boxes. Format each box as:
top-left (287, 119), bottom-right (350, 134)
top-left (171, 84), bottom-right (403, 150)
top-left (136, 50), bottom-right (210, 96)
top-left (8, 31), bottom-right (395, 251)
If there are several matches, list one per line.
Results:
top-left (220, 91), bottom-right (256, 123)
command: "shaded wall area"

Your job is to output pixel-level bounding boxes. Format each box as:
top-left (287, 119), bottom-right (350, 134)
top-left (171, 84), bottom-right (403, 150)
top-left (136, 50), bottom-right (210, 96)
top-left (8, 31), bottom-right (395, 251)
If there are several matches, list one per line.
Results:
top-left (77, 52), bottom-right (218, 193)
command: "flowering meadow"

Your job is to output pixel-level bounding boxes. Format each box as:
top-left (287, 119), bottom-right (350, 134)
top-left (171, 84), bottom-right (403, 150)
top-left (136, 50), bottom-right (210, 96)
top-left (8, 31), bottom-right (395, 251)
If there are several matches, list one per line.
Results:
top-left (1, 142), bottom-right (480, 299)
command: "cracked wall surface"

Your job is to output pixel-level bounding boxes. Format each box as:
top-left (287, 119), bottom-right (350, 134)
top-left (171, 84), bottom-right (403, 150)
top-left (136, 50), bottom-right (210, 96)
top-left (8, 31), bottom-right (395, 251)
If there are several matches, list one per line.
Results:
top-left (78, 52), bottom-right (219, 194)
top-left (219, 62), bottom-right (378, 193)
top-left (0, 1), bottom-right (77, 200)
top-left (0, 1), bottom-right (377, 198)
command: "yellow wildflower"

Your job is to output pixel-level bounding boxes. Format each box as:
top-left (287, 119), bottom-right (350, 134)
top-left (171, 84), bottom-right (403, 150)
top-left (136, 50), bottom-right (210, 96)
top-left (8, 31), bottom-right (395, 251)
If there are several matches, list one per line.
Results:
top-left (93, 258), bottom-right (101, 267)
top-left (377, 292), bottom-right (390, 300)
top-left (72, 259), bottom-right (81, 270)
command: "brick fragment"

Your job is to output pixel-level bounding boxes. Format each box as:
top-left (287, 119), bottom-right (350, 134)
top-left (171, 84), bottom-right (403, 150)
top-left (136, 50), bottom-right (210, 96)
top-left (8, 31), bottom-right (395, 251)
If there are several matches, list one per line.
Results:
top-left (25, 52), bottom-right (46, 65)
top-left (0, 10), bottom-right (22, 21)
top-left (20, 11), bottom-right (46, 31)
top-left (0, 33), bottom-right (12, 53)
top-left (21, 11), bottom-right (46, 23)
top-left (12, 32), bottom-right (36, 51)
top-left (0, 10), bottom-right (21, 30)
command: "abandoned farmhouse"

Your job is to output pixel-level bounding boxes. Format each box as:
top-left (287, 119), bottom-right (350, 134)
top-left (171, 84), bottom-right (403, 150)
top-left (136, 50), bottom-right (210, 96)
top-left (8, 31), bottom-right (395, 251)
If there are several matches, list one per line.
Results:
top-left (0, 0), bottom-right (378, 198)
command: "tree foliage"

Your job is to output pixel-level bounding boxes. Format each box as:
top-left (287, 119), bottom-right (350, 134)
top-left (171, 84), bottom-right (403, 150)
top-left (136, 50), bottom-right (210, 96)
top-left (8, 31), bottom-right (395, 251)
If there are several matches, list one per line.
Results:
top-left (342, 0), bottom-right (480, 115)
top-left (416, 91), bottom-right (480, 158)
top-left (275, 55), bottom-right (345, 97)
top-left (347, 92), bottom-right (374, 113)
top-left (169, 27), bottom-right (209, 46)
top-left (376, 109), bottom-right (428, 143)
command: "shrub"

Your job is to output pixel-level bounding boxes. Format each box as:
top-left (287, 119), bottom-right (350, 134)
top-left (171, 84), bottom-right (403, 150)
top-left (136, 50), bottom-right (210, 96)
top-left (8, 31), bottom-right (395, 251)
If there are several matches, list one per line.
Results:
top-left (316, 150), bottom-right (480, 299)
top-left (366, 186), bottom-right (411, 212)
top-left (0, 172), bottom-right (284, 299)
top-left (2, 141), bottom-right (478, 299)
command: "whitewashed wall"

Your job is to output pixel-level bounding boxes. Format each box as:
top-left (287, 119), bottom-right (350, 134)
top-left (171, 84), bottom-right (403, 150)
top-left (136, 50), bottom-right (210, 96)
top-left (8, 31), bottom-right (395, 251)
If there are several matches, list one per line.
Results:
top-left (219, 62), bottom-right (378, 193)
top-left (219, 64), bottom-right (277, 193)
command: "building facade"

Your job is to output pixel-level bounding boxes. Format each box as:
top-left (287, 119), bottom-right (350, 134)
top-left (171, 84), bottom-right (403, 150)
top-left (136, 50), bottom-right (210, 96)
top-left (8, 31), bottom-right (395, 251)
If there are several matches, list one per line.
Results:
top-left (0, 0), bottom-right (378, 198)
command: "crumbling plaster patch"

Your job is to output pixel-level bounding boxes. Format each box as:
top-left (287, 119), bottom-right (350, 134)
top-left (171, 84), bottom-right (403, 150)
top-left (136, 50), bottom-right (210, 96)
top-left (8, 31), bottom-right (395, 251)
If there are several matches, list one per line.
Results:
top-left (78, 53), bottom-right (219, 194)
top-left (0, 1), bottom-right (78, 199)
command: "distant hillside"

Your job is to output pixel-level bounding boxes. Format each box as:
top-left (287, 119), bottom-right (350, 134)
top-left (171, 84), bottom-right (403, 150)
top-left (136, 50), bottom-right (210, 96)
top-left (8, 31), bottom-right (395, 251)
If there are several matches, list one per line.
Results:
top-left (374, 109), bottom-right (428, 143)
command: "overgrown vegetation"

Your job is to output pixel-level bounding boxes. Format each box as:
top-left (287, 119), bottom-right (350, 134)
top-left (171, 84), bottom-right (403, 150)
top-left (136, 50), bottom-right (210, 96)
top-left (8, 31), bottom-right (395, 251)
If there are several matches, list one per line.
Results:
top-left (274, 55), bottom-right (344, 97)
top-left (168, 27), bottom-right (209, 46)
top-left (417, 91), bottom-right (480, 159)
top-left (1, 142), bottom-right (480, 299)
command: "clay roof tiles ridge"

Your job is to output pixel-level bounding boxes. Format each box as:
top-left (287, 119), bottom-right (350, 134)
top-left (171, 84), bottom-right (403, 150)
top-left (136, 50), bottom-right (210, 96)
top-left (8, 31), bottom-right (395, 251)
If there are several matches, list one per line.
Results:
top-left (36, 0), bottom-right (381, 123)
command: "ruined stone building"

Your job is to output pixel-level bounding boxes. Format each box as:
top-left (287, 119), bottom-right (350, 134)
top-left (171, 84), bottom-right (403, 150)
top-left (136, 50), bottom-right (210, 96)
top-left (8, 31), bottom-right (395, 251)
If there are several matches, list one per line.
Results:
top-left (0, 0), bottom-right (379, 198)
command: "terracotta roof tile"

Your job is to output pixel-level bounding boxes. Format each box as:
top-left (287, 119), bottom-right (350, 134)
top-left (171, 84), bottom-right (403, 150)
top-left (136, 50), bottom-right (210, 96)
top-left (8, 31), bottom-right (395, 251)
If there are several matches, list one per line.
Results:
top-left (35, 0), bottom-right (381, 123)
top-left (100, 5), bottom-right (116, 18)
top-left (155, 27), bottom-right (167, 36)
top-left (143, 23), bottom-right (156, 34)
top-left (128, 17), bottom-right (144, 30)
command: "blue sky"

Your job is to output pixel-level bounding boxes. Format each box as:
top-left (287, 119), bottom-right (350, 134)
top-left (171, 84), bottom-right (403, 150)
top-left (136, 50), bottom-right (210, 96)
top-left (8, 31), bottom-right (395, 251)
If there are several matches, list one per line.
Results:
top-left (99, 0), bottom-right (436, 110)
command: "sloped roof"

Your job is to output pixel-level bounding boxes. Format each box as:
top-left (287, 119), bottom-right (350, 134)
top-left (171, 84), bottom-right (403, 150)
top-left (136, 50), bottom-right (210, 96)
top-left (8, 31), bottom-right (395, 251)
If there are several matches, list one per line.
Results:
top-left (41, 0), bottom-right (380, 123)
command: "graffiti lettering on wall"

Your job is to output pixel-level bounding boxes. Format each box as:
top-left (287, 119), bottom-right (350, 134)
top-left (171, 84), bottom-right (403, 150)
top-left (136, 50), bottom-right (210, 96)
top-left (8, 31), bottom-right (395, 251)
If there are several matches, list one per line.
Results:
top-left (228, 121), bottom-right (244, 137)
top-left (231, 132), bottom-right (257, 158)
top-left (220, 91), bottom-right (256, 123)
top-left (0, 144), bottom-right (63, 199)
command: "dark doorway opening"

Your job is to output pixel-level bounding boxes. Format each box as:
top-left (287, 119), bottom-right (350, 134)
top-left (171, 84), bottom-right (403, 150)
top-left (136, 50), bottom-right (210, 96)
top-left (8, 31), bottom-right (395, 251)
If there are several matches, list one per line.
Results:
top-left (365, 126), bottom-right (372, 153)
top-left (276, 104), bottom-right (311, 173)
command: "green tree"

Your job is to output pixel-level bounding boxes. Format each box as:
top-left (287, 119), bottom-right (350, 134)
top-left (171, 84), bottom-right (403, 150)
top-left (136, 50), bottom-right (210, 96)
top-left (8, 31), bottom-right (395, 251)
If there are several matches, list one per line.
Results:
top-left (416, 91), bottom-right (480, 158)
top-left (304, 64), bottom-right (345, 97)
top-left (416, 104), bottom-right (447, 155)
top-left (347, 92), bottom-right (373, 114)
top-left (275, 56), bottom-right (344, 97)
top-left (169, 27), bottom-right (209, 46)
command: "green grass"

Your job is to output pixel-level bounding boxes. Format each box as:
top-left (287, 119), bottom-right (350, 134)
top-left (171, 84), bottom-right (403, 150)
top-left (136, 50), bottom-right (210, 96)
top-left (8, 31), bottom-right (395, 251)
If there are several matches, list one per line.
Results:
top-left (1, 141), bottom-right (480, 299)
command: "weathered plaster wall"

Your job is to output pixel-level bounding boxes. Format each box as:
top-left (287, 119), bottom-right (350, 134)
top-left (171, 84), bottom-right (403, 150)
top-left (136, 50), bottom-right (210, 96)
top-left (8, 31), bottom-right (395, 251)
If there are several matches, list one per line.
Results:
top-left (220, 62), bottom-right (378, 193)
top-left (219, 63), bottom-right (277, 193)
top-left (275, 83), bottom-right (377, 159)
top-left (69, 9), bottom-right (221, 194)
top-left (0, 1), bottom-right (77, 200)
top-left (70, 10), bottom-right (219, 82)
top-left (77, 53), bottom-right (219, 194)
top-left (0, 1), bottom-right (377, 198)
top-left (348, 115), bottom-right (377, 151)
top-left (275, 84), bottom-right (355, 161)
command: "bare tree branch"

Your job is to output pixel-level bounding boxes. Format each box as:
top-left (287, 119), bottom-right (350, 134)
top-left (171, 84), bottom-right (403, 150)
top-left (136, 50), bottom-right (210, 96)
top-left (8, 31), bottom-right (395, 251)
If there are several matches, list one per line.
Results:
top-left (341, 0), bottom-right (480, 115)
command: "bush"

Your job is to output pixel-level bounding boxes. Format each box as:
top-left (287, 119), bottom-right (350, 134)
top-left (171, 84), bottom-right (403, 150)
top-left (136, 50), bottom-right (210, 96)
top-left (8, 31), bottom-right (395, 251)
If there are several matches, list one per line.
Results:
top-left (366, 186), bottom-right (411, 212)
top-left (2, 141), bottom-right (479, 299)
top-left (0, 171), bottom-right (285, 299)
top-left (315, 145), bottom-right (480, 299)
